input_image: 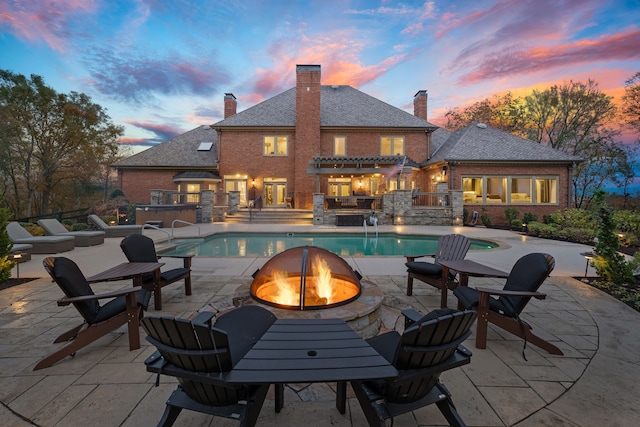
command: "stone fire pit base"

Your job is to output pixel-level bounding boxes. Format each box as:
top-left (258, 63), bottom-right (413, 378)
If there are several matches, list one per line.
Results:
top-left (230, 279), bottom-right (384, 339)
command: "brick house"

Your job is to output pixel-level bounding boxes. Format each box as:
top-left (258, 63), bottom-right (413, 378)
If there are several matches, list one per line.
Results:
top-left (113, 64), bottom-right (580, 226)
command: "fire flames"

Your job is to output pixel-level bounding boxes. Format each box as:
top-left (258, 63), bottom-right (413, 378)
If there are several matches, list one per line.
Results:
top-left (251, 246), bottom-right (361, 310)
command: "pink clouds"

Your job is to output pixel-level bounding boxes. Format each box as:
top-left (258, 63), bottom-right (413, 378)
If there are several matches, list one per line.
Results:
top-left (457, 29), bottom-right (640, 85)
top-left (0, 0), bottom-right (97, 52)
top-left (124, 120), bottom-right (184, 141)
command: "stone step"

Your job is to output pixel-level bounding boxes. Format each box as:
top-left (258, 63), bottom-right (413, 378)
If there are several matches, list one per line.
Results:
top-left (224, 209), bottom-right (313, 224)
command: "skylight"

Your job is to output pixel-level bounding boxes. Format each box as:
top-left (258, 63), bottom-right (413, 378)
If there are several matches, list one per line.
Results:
top-left (198, 141), bottom-right (214, 151)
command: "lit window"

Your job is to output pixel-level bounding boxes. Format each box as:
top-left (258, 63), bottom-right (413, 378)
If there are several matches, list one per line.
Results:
top-left (264, 136), bottom-right (288, 156)
top-left (510, 178), bottom-right (532, 203)
top-left (536, 178), bottom-right (557, 203)
top-left (381, 136), bottom-right (404, 155)
top-left (334, 136), bottom-right (346, 156)
top-left (462, 175), bottom-right (558, 205)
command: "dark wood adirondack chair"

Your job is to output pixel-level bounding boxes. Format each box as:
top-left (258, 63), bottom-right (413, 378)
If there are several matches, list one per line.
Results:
top-left (142, 306), bottom-right (277, 427)
top-left (351, 308), bottom-right (477, 427)
top-left (405, 234), bottom-right (471, 303)
top-left (34, 257), bottom-right (152, 370)
top-left (453, 252), bottom-right (563, 356)
top-left (120, 233), bottom-right (193, 310)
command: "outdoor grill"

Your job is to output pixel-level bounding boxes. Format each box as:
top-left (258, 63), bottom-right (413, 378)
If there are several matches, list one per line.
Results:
top-left (250, 246), bottom-right (362, 310)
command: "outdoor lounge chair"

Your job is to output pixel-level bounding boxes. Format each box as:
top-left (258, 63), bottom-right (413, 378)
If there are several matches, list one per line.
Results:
top-left (37, 218), bottom-right (105, 247)
top-left (120, 233), bottom-right (193, 310)
top-left (34, 257), bottom-right (152, 370)
top-left (87, 214), bottom-right (143, 238)
top-left (142, 306), bottom-right (277, 426)
top-left (405, 234), bottom-right (471, 297)
top-left (350, 308), bottom-right (477, 427)
top-left (7, 221), bottom-right (75, 254)
top-left (453, 252), bottom-right (563, 356)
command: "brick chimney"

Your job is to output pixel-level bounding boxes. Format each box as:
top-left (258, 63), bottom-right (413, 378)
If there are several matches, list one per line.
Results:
top-left (413, 90), bottom-right (428, 120)
top-left (294, 65), bottom-right (321, 208)
top-left (224, 93), bottom-right (237, 118)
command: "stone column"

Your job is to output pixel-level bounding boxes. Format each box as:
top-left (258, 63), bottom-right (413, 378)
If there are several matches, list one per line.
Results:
top-left (200, 190), bottom-right (213, 223)
top-left (313, 193), bottom-right (325, 225)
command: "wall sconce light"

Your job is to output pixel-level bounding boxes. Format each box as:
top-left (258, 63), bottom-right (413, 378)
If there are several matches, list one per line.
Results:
top-left (251, 178), bottom-right (255, 188)
top-left (358, 180), bottom-right (363, 188)
top-left (442, 165), bottom-right (448, 176)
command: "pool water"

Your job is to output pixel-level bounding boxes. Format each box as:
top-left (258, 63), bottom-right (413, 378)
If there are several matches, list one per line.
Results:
top-left (161, 233), bottom-right (497, 257)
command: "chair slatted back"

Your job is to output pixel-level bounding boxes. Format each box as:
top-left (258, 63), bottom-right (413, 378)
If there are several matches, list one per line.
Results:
top-left (43, 257), bottom-right (101, 325)
top-left (387, 310), bottom-right (477, 404)
top-left (499, 253), bottom-right (555, 316)
top-left (434, 234), bottom-right (471, 265)
top-left (142, 316), bottom-right (240, 406)
top-left (120, 234), bottom-right (158, 263)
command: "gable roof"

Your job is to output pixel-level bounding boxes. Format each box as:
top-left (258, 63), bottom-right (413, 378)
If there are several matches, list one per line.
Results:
top-left (213, 85), bottom-right (438, 129)
top-left (114, 125), bottom-right (218, 168)
top-left (428, 122), bottom-right (581, 164)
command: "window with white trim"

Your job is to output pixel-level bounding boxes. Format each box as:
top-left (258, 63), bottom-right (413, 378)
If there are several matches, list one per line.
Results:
top-left (462, 175), bottom-right (558, 204)
top-left (334, 136), bottom-right (346, 156)
top-left (263, 136), bottom-right (288, 156)
top-left (381, 136), bottom-right (404, 155)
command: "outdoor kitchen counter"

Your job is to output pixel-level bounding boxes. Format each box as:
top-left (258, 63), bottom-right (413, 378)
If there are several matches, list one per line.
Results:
top-left (226, 318), bottom-right (398, 414)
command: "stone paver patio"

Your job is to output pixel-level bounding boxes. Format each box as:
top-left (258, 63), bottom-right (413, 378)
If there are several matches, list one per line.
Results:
top-left (1, 224), bottom-right (639, 426)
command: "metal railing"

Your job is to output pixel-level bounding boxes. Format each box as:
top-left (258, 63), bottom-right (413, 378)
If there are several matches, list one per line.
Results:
top-left (170, 220), bottom-right (201, 237)
top-left (412, 192), bottom-right (451, 207)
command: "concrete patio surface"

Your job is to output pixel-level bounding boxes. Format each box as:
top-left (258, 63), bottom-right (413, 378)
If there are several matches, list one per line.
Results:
top-left (1, 224), bottom-right (639, 426)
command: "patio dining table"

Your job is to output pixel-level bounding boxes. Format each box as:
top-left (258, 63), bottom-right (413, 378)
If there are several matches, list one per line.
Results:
top-left (226, 317), bottom-right (398, 415)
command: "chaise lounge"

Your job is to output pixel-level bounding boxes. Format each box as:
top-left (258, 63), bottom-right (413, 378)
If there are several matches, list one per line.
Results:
top-left (7, 222), bottom-right (75, 254)
top-left (87, 214), bottom-right (143, 238)
top-left (37, 218), bottom-right (105, 247)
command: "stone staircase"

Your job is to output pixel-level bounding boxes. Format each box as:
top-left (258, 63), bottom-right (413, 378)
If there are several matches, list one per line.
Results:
top-left (224, 209), bottom-right (314, 224)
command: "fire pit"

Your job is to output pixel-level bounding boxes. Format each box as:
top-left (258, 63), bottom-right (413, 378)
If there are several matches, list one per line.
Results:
top-left (251, 246), bottom-right (361, 310)
top-left (228, 246), bottom-right (384, 338)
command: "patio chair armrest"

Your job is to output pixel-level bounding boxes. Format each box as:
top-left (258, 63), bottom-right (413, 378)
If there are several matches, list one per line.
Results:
top-left (404, 253), bottom-right (436, 262)
top-left (475, 287), bottom-right (547, 300)
top-left (401, 308), bottom-right (422, 327)
top-left (158, 254), bottom-right (194, 268)
top-left (57, 286), bottom-right (143, 306)
top-left (192, 311), bottom-right (216, 327)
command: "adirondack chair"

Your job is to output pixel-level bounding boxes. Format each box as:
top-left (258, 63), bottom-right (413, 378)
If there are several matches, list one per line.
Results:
top-left (120, 233), bottom-right (193, 310)
top-left (351, 308), bottom-right (477, 427)
top-left (405, 234), bottom-right (471, 298)
top-left (34, 257), bottom-right (151, 370)
top-left (142, 306), bottom-right (277, 426)
top-left (453, 252), bottom-right (563, 357)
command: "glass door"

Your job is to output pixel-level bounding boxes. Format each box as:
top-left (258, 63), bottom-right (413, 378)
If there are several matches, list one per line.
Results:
top-left (264, 178), bottom-right (287, 207)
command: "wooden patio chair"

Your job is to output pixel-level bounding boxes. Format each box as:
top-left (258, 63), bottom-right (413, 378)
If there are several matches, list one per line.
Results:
top-left (120, 233), bottom-right (193, 310)
top-left (142, 306), bottom-right (277, 426)
top-left (34, 257), bottom-right (152, 370)
top-left (405, 234), bottom-right (471, 297)
top-left (351, 308), bottom-right (477, 427)
top-left (453, 252), bottom-right (563, 357)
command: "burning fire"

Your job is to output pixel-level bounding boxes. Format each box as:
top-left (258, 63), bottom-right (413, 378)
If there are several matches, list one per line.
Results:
top-left (269, 255), bottom-right (337, 306)
top-left (251, 246), bottom-right (361, 310)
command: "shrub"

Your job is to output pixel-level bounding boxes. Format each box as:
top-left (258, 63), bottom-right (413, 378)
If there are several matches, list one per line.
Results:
top-left (558, 227), bottom-right (596, 244)
top-left (504, 208), bottom-right (520, 225)
top-left (526, 221), bottom-right (560, 238)
top-left (72, 223), bottom-right (88, 231)
top-left (511, 219), bottom-right (524, 230)
top-left (480, 207), bottom-right (491, 227)
top-left (591, 191), bottom-right (639, 284)
top-left (463, 208), bottom-right (469, 224)
top-left (523, 212), bottom-right (538, 224)
top-left (0, 205), bottom-right (14, 281)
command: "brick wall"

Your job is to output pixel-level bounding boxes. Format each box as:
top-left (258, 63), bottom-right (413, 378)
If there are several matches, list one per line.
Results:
top-left (450, 163), bottom-right (572, 227)
top-left (118, 169), bottom-right (178, 204)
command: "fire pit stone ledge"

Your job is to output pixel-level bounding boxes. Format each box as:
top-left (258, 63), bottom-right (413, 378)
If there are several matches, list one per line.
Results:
top-left (232, 279), bottom-right (384, 339)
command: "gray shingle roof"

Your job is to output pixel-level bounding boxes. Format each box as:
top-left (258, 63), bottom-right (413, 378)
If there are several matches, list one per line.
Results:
top-left (428, 122), bottom-right (582, 163)
top-left (213, 85), bottom-right (438, 129)
top-left (114, 125), bottom-right (218, 168)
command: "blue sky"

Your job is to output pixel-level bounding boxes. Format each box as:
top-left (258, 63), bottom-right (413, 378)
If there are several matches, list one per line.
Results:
top-left (1, 0), bottom-right (639, 157)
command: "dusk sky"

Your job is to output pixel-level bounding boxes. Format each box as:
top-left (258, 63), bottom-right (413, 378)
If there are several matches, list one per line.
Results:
top-left (1, 0), bottom-right (639, 154)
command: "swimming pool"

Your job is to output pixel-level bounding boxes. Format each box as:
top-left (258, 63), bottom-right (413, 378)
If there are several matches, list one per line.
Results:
top-left (160, 232), bottom-right (497, 257)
